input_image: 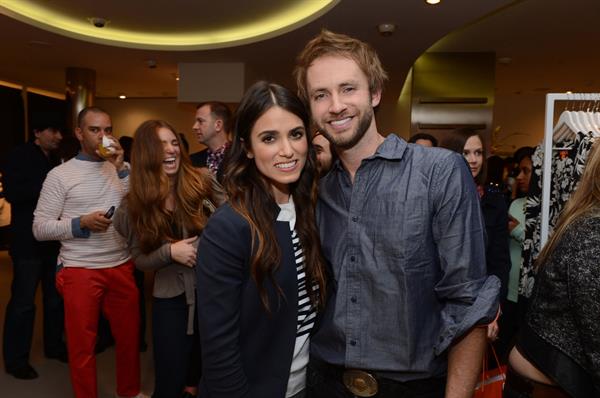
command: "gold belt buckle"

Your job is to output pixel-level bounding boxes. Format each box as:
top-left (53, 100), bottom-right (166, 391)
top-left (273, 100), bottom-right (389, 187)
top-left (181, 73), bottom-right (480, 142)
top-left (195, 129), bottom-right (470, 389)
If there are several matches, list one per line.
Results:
top-left (343, 369), bottom-right (378, 397)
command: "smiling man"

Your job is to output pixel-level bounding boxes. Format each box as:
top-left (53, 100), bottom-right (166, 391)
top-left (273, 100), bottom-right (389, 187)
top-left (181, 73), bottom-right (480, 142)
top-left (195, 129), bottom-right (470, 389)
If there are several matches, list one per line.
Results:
top-left (32, 107), bottom-right (146, 398)
top-left (294, 30), bottom-right (500, 398)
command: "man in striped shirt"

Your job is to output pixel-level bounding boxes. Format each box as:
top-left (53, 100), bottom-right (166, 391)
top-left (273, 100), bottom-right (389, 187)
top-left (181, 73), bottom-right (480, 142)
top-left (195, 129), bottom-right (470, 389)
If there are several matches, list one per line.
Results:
top-left (33, 107), bottom-right (145, 398)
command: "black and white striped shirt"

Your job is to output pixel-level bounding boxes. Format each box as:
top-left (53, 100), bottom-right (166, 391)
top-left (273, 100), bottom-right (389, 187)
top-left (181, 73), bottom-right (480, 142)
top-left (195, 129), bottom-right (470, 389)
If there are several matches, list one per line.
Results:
top-left (277, 199), bottom-right (317, 397)
top-left (292, 229), bottom-right (317, 338)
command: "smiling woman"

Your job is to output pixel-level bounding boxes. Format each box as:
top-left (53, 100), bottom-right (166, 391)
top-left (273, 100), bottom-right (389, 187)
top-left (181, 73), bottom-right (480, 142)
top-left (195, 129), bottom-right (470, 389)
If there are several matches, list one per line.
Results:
top-left (196, 81), bottom-right (327, 397)
top-left (113, 119), bottom-right (224, 398)
top-left (0, 0), bottom-right (339, 50)
top-left (247, 106), bottom-right (308, 203)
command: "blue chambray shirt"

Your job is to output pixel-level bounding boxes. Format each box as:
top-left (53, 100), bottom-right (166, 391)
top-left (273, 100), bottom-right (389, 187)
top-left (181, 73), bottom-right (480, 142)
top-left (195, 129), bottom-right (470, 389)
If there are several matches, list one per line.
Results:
top-left (312, 134), bottom-right (500, 381)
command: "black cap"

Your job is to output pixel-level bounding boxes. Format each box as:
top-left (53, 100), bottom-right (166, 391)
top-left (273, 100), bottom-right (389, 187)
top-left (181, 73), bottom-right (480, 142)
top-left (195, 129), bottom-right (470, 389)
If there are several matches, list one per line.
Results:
top-left (30, 111), bottom-right (65, 132)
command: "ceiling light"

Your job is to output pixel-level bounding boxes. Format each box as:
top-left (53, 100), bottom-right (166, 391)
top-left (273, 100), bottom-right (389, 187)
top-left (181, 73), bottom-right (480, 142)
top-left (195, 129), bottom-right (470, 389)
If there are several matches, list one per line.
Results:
top-left (88, 17), bottom-right (108, 28)
top-left (377, 23), bottom-right (396, 37)
top-left (119, 94), bottom-right (126, 99)
top-left (425, 0), bottom-right (441, 4)
top-left (0, 0), bottom-right (339, 51)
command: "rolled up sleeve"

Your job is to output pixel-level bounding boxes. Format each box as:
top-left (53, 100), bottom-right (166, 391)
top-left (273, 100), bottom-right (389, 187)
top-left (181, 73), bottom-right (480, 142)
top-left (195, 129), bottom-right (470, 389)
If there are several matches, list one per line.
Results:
top-left (431, 153), bottom-right (500, 355)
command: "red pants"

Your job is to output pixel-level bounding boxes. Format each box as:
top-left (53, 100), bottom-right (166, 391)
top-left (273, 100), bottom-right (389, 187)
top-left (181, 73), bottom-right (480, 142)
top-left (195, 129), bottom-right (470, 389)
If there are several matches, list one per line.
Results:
top-left (57, 260), bottom-right (140, 398)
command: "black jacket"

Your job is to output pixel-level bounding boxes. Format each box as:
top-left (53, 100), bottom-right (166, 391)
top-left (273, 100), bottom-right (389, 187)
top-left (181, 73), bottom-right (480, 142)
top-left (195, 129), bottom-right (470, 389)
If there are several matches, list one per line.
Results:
top-left (2, 141), bottom-right (59, 257)
top-left (481, 186), bottom-right (510, 299)
top-left (196, 204), bottom-right (301, 398)
top-left (518, 214), bottom-right (600, 397)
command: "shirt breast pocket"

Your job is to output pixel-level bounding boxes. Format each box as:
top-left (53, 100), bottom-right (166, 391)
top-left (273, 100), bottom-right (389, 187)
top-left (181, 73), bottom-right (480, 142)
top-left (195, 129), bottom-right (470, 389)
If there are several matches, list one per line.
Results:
top-left (371, 196), bottom-right (426, 263)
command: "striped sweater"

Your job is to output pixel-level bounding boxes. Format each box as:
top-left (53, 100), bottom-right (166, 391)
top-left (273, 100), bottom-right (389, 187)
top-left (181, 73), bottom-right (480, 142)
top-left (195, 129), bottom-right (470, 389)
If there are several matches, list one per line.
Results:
top-left (33, 155), bottom-right (130, 269)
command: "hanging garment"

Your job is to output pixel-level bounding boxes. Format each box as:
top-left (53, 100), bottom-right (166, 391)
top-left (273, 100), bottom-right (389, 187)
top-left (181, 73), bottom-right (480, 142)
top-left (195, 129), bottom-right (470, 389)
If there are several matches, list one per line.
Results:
top-left (519, 131), bottom-right (596, 298)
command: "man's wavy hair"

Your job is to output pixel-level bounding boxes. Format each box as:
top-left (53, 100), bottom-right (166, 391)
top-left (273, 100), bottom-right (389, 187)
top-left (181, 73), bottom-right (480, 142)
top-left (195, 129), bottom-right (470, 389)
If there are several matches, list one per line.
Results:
top-left (294, 29), bottom-right (388, 104)
top-left (224, 80), bottom-right (327, 312)
top-left (127, 120), bottom-right (217, 253)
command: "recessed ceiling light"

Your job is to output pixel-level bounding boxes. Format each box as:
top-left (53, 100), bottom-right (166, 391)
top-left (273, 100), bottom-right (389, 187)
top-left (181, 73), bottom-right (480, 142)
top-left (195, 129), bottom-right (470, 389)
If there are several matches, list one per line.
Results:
top-left (426, 0), bottom-right (441, 4)
top-left (119, 94), bottom-right (126, 99)
top-left (377, 23), bottom-right (396, 37)
top-left (175, 77), bottom-right (180, 81)
top-left (88, 17), bottom-right (109, 28)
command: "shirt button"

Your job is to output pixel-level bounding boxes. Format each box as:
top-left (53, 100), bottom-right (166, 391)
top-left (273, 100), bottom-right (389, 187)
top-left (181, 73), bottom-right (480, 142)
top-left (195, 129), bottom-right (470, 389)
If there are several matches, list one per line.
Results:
top-left (350, 256), bottom-right (356, 262)
top-left (351, 216), bottom-right (358, 222)
top-left (351, 296), bottom-right (357, 303)
top-left (350, 340), bottom-right (357, 346)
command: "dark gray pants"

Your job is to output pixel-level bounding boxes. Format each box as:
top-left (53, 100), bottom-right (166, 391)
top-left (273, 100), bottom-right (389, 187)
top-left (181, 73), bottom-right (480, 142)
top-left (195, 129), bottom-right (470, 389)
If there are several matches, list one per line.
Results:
top-left (3, 254), bottom-right (65, 370)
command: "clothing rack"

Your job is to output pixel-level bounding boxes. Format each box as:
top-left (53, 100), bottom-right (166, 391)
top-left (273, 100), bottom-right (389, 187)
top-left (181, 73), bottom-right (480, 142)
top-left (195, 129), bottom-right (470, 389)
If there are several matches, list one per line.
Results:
top-left (541, 93), bottom-right (600, 245)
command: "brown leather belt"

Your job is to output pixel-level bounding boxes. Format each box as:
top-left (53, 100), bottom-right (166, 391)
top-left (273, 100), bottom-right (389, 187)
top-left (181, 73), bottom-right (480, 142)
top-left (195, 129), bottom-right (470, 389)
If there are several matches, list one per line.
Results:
top-left (505, 367), bottom-right (570, 398)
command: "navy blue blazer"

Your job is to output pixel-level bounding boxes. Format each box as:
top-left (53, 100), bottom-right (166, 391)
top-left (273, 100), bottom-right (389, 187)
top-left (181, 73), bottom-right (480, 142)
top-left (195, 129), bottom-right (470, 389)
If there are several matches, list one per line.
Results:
top-left (196, 203), bottom-right (300, 398)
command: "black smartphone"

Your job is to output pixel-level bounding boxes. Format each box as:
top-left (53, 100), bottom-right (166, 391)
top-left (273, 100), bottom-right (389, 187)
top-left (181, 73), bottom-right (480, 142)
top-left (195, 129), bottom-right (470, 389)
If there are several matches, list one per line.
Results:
top-left (103, 206), bottom-right (115, 219)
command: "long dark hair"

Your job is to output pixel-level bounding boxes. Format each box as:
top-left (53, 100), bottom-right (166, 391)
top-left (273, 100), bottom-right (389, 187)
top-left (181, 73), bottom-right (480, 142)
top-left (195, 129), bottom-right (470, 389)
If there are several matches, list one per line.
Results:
top-left (440, 128), bottom-right (487, 185)
top-left (224, 81), bottom-right (327, 311)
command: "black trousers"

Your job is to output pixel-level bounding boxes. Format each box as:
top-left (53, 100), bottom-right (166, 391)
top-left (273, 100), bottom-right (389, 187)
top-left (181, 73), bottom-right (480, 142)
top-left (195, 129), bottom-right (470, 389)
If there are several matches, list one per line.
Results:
top-left (3, 254), bottom-right (65, 370)
top-left (152, 294), bottom-right (201, 398)
top-left (306, 358), bottom-right (446, 398)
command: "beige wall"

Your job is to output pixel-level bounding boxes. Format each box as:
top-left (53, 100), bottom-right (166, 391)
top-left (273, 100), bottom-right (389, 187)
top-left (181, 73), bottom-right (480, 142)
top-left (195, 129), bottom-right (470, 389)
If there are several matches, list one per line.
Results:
top-left (94, 83), bottom-right (552, 160)
top-left (95, 98), bottom-right (205, 154)
top-left (390, 52), bottom-right (552, 157)
top-left (491, 91), bottom-right (546, 156)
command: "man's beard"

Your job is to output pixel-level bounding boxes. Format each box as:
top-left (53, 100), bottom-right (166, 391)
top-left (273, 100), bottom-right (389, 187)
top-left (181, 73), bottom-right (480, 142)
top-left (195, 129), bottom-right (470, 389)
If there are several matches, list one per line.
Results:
top-left (318, 107), bottom-right (374, 150)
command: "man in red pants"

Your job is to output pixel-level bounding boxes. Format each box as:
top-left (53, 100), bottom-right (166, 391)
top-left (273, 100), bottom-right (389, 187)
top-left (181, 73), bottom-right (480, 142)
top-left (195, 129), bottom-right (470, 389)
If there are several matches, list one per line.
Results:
top-left (33, 107), bottom-right (146, 398)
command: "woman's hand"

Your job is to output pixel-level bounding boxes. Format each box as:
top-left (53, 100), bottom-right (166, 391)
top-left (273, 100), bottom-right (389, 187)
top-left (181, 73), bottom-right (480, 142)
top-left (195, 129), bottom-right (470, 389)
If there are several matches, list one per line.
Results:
top-left (170, 236), bottom-right (198, 267)
top-left (487, 319), bottom-right (499, 341)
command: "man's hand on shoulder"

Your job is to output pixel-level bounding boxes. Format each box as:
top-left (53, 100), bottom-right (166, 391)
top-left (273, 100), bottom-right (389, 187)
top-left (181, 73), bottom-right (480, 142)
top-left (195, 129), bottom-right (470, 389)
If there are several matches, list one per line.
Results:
top-left (80, 211), bottom-right (112, 232)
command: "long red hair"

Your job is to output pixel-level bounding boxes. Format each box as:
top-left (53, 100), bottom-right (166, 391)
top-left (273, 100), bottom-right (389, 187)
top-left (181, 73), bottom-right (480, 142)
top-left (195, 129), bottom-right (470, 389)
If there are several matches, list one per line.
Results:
top-left (127, 120), bottom-right (218, 253)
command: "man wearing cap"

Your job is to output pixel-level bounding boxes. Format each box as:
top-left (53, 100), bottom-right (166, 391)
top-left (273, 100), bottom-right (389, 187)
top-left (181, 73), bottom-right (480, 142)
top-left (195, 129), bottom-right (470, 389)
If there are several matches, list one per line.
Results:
top-left (2, 114), bottom-right (65, 379)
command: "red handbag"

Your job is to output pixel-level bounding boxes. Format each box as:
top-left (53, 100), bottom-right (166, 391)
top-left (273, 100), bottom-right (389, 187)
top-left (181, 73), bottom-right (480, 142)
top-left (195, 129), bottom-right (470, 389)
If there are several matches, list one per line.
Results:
top-left (474, 345), bottom-right (506, 398)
